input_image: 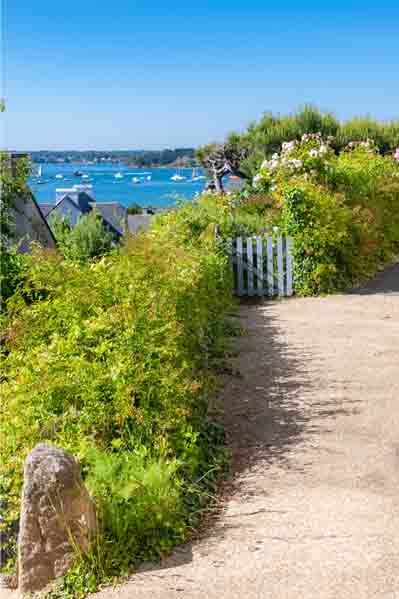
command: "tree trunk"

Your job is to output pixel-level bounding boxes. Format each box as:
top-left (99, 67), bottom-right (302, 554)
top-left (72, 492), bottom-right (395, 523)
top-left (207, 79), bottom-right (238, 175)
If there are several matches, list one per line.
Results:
top-left (214, 172), bottom-right (225, 193)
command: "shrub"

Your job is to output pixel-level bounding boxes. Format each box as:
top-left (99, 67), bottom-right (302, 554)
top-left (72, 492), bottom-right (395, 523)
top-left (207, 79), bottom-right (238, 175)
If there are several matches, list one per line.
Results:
top-left (249, 137), bottom-right (399, 294)
top-left (50, 211), bottom-right (115, 261)
top-left (0, 230), bottom-right (233, 587)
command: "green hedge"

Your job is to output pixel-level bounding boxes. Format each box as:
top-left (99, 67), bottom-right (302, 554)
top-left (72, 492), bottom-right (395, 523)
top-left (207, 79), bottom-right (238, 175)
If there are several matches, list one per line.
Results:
top-left (0, 231), bottom-right (233, 589)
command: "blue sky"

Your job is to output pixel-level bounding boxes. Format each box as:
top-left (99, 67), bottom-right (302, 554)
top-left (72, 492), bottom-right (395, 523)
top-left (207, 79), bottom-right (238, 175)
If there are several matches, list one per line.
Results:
top-left (4, 1), bottom-right (399, 150)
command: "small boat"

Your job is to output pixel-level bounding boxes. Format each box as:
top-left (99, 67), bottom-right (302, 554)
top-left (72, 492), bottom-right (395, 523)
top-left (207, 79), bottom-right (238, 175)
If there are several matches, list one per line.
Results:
top-left (146, 175), bottom-right (152, 181)
top-left (171, 173), bottom-right (186, 181)
top-left (37, 166), bottom-right (43, 178)
top-left (82, 174), bottom-right (90, 179)
top-left (74, 170), bottom-right (83, 177)
top-left (114, 172), bottom-right (123, 179)
top-left (132, 177), bottom-right (141, 184)
top-left (55, 174), bottom-right (63, 179)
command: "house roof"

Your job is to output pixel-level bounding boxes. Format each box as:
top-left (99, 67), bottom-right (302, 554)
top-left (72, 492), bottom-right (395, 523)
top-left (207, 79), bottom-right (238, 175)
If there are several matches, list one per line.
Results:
top-left (39, 203), bottom-right (55, 217)
top-left (12, 192), bottom-right (57, 253)
top-left (89, 202), bottom-right (127, 236)
top-left (127, 214), bottom-right (153, 235)
top-left (42, 197), bottom-right (127, 239)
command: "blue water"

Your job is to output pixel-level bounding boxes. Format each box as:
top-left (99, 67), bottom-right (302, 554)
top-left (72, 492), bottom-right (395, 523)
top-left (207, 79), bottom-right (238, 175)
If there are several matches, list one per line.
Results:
top-left (29, 163), bottom-right (207, 208)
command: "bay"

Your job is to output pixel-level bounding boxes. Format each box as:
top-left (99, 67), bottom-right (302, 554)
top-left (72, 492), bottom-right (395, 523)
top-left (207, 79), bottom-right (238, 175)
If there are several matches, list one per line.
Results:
top-left (29, 163), bottom-right (207, 209)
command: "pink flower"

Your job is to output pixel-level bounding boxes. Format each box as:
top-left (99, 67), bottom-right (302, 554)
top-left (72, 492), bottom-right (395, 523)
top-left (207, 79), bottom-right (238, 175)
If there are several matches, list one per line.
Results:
top-left (394, 148), bottom-right (399, 162)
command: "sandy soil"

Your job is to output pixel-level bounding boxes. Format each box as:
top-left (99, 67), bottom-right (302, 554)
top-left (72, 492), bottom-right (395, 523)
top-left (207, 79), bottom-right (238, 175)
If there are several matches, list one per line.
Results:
top-left (3, 266), bottom-right (399, 598)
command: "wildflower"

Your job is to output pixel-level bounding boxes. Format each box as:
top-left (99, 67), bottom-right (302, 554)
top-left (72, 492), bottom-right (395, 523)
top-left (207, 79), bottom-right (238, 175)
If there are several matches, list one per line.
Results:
top-left (394, 148), bottom-right (399, 162)
top-left (269, 159), bottom-right (279, 171)
top-left (272, 153), bottom-right (280, 160)
top-left (261, 159), bottom-right (269, 170)
top-left (282, 141), bottom-right (296, 153)
top-left (309, 149), bottom-right (318, 158)
top-left (290, 158), bottom-right (303, 169)
top-left (319, 145), bottom-right (328, 155)
top-left (253, 173), bottom-right (263, 187)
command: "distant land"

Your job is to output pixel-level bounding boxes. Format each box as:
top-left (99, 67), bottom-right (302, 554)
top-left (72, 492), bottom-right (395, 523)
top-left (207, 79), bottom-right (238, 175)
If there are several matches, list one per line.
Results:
top-left (28, 149), bottom-right (198, 168)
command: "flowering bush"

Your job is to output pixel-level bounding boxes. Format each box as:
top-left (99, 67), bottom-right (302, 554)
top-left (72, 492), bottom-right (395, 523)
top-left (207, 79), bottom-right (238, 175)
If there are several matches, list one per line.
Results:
top-left (245, 134), bottom-right (399, 294)
top-left (252, 133), bottom-right (336, 192)
top-left (344, 138), bottom-right (377, 154)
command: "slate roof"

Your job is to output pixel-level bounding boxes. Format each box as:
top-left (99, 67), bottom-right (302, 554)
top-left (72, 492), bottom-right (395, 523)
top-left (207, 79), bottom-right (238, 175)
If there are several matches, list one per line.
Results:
top-left (41, 195), bottom-right (128, 239)
top-left (12, 192), bottom-right (57, 253)
top-left (90, 202), bottom-right (127, 236)
top-left (39, 203), bottom-right (55, 217)
top-left (127, 214), bottom-right (153, 235)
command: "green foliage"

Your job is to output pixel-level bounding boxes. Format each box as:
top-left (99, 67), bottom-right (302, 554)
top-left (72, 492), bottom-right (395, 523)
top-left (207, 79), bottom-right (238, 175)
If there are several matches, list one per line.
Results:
top-left (0, 154), bottom-right (31, 308)
top-left (280, 183), bottom-right (358, 295)
top-left (263, 142), bottom-right (399, 294)
top-left (199, 105), bottom-right (399, 178)
top-left (0, 228), bottom-right (233, 593)
top-left (50, 211), bottom-right (115, 261)
top-left (153, 194), bottom-right (273, 242)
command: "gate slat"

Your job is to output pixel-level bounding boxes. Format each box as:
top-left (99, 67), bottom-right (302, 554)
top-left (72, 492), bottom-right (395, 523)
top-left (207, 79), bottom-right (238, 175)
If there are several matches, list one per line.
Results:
top-left (246, 237), bottom-right (254, 296)
top-left (266, 236), bottom-right (274, 296)
top-left (286, 236), bottom-right (293, 296)
top-left (277, 236), bottom-right (284, 296)
top-left (236, 237), bottom-right (244, 296)
top-left (256, 237), bottom-right (263, 296)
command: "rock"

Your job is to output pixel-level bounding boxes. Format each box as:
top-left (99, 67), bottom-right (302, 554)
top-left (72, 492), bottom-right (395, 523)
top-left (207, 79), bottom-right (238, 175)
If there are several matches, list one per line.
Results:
top-left (18, 444), bottom-right (97, 594)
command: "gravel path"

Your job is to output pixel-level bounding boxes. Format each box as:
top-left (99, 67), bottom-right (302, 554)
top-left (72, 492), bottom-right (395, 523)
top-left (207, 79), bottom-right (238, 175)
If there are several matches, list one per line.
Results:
top-left (3, 268), bottom-right (399, 598)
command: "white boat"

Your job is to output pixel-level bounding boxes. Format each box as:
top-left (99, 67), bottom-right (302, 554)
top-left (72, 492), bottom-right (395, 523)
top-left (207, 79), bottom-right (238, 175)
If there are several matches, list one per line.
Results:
top-left (55, 174), bottom-right (63, 179)
top-left (114, 172), bottom-right (123, 179)
top-left (132, 177), bottom-right (141, 184)
top-left (170, 173), bottom-right (186, 181)
top-left (146, 175), bottom-right (152, 181)
top-left (190, 167), bottom-right (206, 182)
top-left (37, 166), bottom-right (43, 178)
top-left (82, 174), bottom-right (90, 179)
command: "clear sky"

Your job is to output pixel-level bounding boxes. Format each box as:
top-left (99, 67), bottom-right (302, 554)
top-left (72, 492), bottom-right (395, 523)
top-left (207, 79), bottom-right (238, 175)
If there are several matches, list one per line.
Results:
top-left (4, 0), bottom-right (399, 150)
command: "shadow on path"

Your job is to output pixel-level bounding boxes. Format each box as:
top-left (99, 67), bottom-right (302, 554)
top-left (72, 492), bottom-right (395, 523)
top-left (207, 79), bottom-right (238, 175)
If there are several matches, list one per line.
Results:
top-left (349, 262), bottom-right (399, 295)
top-left (138, 296), bottom-right (361, 574)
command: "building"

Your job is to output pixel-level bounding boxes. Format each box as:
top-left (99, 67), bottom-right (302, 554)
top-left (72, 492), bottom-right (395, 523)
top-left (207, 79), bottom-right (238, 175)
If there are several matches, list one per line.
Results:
top-left (43, 185), bottom-right (128, 239)
top-left (6, 153), bottom-right (57, 253)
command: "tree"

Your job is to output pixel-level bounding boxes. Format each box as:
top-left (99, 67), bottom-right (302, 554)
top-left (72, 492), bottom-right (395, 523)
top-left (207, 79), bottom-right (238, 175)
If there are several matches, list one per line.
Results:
top-left (50, 211), bottom-right (115, 261)
top-left (197, 142), bottom-right (249, 192)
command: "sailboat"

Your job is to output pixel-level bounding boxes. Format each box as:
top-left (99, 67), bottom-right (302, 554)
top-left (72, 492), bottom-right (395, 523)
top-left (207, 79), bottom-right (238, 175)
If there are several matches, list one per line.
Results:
top-left (114, 172), bottom-right (123, 179)
top-left (37, 165), bottom-right (43, 178)
top-left (170, 168), bottom-right (186, 182)
top-left (190, 167), bottom-right (206, 182)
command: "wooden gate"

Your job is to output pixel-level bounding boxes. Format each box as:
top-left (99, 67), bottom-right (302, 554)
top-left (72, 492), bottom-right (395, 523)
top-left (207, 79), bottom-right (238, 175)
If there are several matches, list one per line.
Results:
top-left (227, 236), bottom-right (294, 297)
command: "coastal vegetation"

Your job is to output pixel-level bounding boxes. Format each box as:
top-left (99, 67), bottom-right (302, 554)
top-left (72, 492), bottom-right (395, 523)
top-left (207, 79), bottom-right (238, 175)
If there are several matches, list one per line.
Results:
top-left (198, 105), bottom-right (399, 179)
top-left (50, 211), bottom-right (115, 261)
top-left (0, 211), bottom-right (233, 594)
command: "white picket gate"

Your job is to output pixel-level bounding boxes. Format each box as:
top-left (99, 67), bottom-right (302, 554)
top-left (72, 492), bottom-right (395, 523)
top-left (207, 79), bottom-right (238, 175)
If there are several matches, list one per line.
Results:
top-left (227, 236), bottom-right (294, 297)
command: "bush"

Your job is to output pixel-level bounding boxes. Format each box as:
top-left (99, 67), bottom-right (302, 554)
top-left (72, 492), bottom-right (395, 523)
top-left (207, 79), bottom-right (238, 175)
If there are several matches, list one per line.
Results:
top-left (0, 230), bottom-right (233, 588)
top-left (50, 211), bottom-right (115, 261)
top-left (249, 136), bottom-right (399, 294)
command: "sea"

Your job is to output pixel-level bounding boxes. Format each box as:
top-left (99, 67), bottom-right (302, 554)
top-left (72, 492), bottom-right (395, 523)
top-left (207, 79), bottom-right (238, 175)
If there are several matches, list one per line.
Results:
top-left (29, 163), bottom-right (208, 209)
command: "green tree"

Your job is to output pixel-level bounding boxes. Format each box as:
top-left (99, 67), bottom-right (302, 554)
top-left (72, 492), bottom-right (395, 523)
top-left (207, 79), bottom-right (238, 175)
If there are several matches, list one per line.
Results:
top-left (50, 210), bottom-right (115, 261)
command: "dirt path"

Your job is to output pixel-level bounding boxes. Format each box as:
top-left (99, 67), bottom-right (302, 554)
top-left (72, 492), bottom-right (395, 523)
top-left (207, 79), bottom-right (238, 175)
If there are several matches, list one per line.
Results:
top-left (97, 271), bottom-right (399, 599)
top-left (3, 269), bottom-right (399, 598)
